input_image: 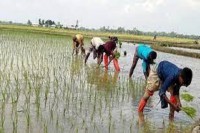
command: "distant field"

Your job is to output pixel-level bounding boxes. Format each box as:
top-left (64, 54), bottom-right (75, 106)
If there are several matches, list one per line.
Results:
top-left (0, 24), bottom-right (196, 44)
top-left (1, 24), bottom-right (200, 59)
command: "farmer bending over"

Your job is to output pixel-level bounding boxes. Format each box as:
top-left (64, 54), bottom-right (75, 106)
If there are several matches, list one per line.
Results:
top-left (98, 37), bottom-right (120, 72)
top-left (129, 44), bottom-right (157, 79)
top-left (138, 60), bottom-right (193, 125)
top-left (72, 34), bottom-right (85, 56)
top-left (85, 37), bottom-right (104, 64)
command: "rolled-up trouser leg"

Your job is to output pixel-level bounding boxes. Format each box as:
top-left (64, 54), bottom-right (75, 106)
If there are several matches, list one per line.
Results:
top-left (138, 98), bottom-right (147, 112)
top-left (113, 58), bottom-right (120, 72)
top-left (104, 55), bottom-right (109, 70)
top-left (138, 89), bottom-right (152, 125)
top-left (138, 98), bottom-right (147, 125)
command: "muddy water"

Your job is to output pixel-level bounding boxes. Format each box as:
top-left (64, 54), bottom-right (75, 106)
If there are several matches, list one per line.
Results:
top-left (0, 30), bottom-right (198, 133)
top-left (85, 41), bottom-right (200, 130)
top-left (104, 42), bottom-right (200, 122)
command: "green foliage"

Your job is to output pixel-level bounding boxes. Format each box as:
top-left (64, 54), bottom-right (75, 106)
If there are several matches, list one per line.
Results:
top-left (182, 106), bottom-right (196, 118)
top-left (194, 40), bottom-right (199, 44)
top-left (160, 43), bottom-right (172, 47)
top-left (27, 20), bottom-right (32, 26)
top-left (0, 24), bottom-right (195, 44)
top-left (114, 52), bottom-right (120, 59)
top-left (181, 93), bottom-right (194, 102)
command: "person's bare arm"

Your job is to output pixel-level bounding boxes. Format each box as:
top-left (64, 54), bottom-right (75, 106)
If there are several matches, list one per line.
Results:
top-left (106, 55), bottom-right (114, 67)
top-left (98, 53), bottom-right (103, 66)
top-left (175, 95), bottom-right (182, 109)
top-left (113, 47), bottom-right (117, 53)
top-left (163, 95), bottom-right (180, 112)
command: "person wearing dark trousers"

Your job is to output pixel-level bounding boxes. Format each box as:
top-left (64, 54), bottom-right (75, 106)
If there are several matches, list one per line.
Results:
top-left (137, 61), bottom-right (193, 125)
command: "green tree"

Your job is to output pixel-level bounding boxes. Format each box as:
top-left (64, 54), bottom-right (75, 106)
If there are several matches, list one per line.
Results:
top-left (75, 20), bottom-right (79, 29)
top-left (27, 20), bottom-right (32, 26)
top-left (42, 20), bottom-right (45, 25)
top-left (45, 20), bottom-right (55, 27)
top-left (38, 18), bottom-right (42, 25)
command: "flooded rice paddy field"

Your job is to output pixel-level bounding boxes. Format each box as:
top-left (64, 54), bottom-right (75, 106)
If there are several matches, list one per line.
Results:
top-left (0, 30), bottom-right (199, 133)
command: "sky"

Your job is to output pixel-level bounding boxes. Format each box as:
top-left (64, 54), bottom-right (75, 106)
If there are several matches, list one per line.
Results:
top-left (0, 0), bottom-right (200, 35)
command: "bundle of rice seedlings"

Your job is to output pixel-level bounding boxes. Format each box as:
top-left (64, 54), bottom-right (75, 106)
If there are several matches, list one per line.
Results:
top-left (181, 93), bottom-right (194, 102)
top-left (114, 52), bottom-right (120, 59)
top-left (181, 106), bottom-right (196, 119)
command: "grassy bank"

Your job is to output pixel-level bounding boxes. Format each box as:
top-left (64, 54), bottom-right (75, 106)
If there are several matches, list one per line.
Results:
top-left (152, 44), bottom-right (200, 59)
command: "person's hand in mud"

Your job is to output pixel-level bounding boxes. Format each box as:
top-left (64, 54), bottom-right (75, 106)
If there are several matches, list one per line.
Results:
top-left (172, 104), bottom-right (181, 112)
top-left (163, 95), bottom-right (181, 112)
top-left (110, 54), bottom-right (115, 60)
top-left (175, 96), bottom-right (182, 111)
top-left (106, 54), bottom-right (114, 67)
top-left (177, 101), bottom-right (182, 107)
top-left (176, 102), bottom-right (182, 111)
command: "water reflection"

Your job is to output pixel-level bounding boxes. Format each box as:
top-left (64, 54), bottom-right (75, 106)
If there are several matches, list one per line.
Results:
top-left (86, 68), bottom-right (119, 91)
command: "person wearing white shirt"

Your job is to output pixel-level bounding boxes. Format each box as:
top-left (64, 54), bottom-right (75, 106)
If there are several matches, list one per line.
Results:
top-left (85, 37), bottom-right (104, 64)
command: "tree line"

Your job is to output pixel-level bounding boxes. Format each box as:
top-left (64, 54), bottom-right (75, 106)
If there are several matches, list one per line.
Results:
top-left (0, 19), bottom-right (199, 40)
top-left (85, 26), bottom-right (199, 40)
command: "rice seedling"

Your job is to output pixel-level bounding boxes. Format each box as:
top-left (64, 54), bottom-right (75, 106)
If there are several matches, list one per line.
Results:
top-left (181, 93), bottom-right (194, 102)
top-left (182, 106), bottom-right (197, 119)
top-left (43, 123), bottom-right (48, 133)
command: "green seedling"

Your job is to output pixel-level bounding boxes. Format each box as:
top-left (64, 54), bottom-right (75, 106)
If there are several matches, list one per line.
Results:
top-left (182, 106), bottom-right (196, 119)
top-left (181, 93), bottom-right (194, 102)
top-left (114, 52), bottom-right (120, 59)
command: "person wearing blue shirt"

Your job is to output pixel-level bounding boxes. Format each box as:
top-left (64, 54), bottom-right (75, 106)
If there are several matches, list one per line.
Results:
top-left (138, 60), bottom-right (193, 125)
top-left (129, 44), bottom-right (157, 79)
